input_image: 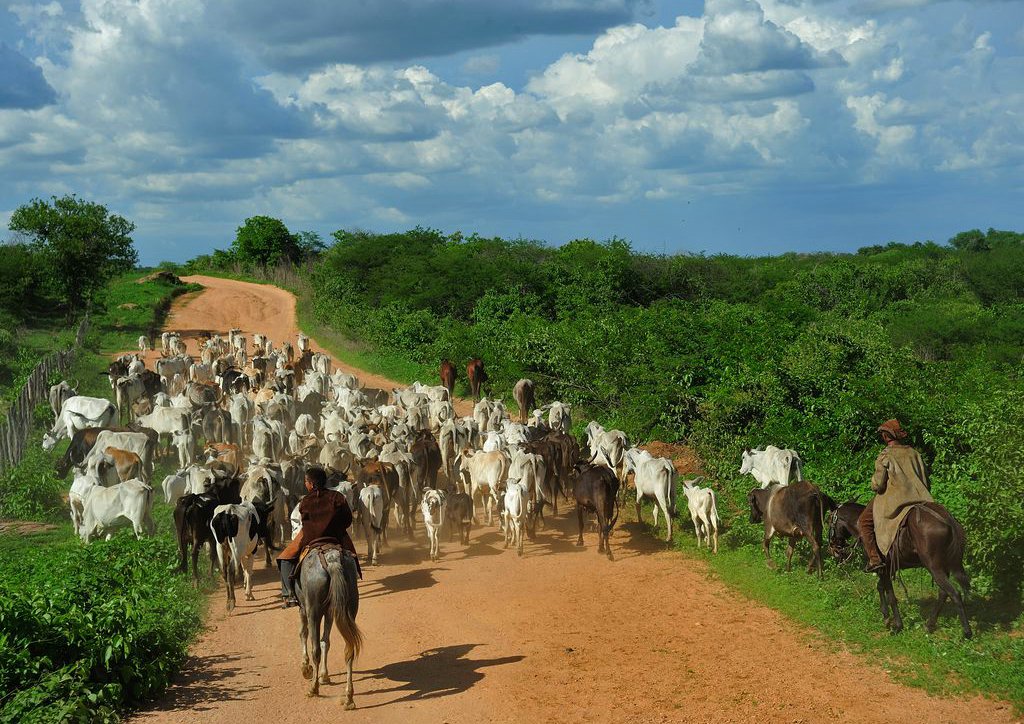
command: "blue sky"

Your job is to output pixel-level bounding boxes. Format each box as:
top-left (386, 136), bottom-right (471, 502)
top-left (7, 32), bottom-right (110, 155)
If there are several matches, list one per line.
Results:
top-left (1, 0), bottom-right (1022, 264)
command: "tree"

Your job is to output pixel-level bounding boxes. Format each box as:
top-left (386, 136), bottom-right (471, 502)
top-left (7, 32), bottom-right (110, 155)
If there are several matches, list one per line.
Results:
top-left (8, 195), bottom-right (137, 314)
top-left (231, 216), bottom-right (301, 266)
top-left (295, 230), bottom-right (327, 259)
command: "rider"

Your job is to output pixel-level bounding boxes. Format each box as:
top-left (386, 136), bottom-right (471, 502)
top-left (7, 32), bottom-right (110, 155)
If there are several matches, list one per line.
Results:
top-left (277, 465), bottom-right (357, 608)
top-left (858, 419), bottom-right (933, 573)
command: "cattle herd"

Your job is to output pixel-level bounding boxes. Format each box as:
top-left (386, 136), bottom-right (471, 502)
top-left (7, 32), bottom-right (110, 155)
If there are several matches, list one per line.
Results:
top-left (46, 330), bottom-right (724, 574)
top-left (44, 323), bottom-right (970, 691)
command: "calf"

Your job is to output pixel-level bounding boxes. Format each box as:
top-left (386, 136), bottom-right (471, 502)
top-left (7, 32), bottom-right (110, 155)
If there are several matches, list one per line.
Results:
top-left (572, 463), bottom-right (619, 559)
top-left (93, 446), bottom-right (143, 484)
top-left (682, 477), bottom-right (719, 553)
top-left (79, 479), bottom-right (155, 542)
top-left (210, 502), bottom-right (261, 612)
top-left (445, 491), bottom-right (473, 545)
top-left (420, 488), bottom-right (447, 562)
top-left (748, 480), bottom-right (832, 576)
top-left (502, 481), bottom-right (527, 556)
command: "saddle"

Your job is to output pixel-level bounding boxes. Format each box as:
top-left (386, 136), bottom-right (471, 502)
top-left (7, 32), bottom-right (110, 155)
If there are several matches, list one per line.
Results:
top-left (295, 538), bottom-right (362, 581)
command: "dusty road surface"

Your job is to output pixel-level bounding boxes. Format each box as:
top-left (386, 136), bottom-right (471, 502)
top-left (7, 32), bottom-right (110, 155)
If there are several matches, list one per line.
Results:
top-left (132, 275), bottom-right (1018, 724)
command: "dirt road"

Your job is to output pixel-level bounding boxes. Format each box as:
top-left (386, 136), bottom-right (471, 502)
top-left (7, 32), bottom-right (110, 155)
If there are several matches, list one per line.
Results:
top-left (132, 276), bottom-right (1017, 724)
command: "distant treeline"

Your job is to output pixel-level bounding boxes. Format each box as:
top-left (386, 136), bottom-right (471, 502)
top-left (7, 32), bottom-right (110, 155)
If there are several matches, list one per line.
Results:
top-left (184, 225), bottom-right (1024, 596)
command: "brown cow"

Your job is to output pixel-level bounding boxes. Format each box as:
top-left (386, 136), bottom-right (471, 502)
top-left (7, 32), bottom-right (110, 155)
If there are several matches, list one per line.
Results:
top-left (572, 462), bottom-right (619, 559)
top-left (100, 446), bottom-right (143, 482)
top-left (748, 481), bottom-right (833, 577)
top-left (513, 378), bottom-right (535, 424)
top-left (440, 359), bottom-right (456, 397)
top-left (466, 358), bottom-right (487, 401)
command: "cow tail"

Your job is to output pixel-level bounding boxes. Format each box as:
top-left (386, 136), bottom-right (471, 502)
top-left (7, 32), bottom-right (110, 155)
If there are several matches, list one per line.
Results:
top-left (327, 551), bottom-right (364, 657)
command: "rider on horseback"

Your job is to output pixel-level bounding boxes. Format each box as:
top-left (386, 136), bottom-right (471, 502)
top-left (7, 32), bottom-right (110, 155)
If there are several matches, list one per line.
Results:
top-left (858, 419), bottom-right (933, 573)
top-left (277, 466), bottom-right (357, 608)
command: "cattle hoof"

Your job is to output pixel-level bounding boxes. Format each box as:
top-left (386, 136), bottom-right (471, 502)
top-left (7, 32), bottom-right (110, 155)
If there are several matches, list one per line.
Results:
top-left (344, 700), bottom-right (356, 711)
top-left (321, 674), bottom-right (332, 685)
top-left (306, 687), bottom-right (318, 698)
top-left (575, 540), bottom-right (584, 547)
top-left (963, 628), bottom-right (973, 640)
top-left (302, 663), bottom-right (314, 680)
top-left (227, 601), bottom-right (235, 613)
top-left (245, 593), bottom-right (255, 601)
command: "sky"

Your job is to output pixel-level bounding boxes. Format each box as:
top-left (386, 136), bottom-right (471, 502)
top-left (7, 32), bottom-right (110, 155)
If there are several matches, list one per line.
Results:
top-left (1, 0), bottom-right (1022, 265)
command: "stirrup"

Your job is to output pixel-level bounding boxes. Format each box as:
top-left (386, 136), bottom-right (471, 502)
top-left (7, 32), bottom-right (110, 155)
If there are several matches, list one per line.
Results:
top-left (863, 561), bottom-right (885, 574)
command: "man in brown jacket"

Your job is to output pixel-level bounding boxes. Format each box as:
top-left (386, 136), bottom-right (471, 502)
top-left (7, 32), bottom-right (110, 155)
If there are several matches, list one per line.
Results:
top-left (859, 419), bottom-right (933, 573)
top-left (277, 466), bottom-right (356, 607)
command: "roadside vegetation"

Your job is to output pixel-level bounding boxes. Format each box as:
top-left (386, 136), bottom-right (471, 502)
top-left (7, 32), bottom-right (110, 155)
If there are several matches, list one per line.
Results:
top-left (184, 221), bottom-right (1024, 708)
top-left (1, 196), bottom-right (205, 722)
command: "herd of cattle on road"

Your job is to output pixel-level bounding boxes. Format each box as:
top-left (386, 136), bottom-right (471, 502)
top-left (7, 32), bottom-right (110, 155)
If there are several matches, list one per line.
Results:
top-left (40, 325), bottom-right (973, 705)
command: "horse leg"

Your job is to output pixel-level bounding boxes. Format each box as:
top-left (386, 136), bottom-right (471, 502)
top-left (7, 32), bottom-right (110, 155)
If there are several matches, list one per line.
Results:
top-left (882, 573), bottom-right (903, 634)
top-left (320, 615), bottom-right (332, 685)
top-left (927, 585), bottom-right (948, 634)
top-left (300, 604), bottom-right (314, 680)
top-left (931, 569), bottom-right (972, 639)
top-left (576, 507), bottom-right (585, 546)
top-left (307, 614), bottom-right (322, 697)
top-left (876, 575), bottom-right (890, 621)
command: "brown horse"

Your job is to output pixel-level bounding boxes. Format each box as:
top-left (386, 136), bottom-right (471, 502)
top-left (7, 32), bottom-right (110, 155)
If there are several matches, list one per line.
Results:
top-left (466, 358), bottom-right (487, 400)
top-left (439, 359), bottom-right (456, 397)
top-left (832, 502), bottom-right (972, 638)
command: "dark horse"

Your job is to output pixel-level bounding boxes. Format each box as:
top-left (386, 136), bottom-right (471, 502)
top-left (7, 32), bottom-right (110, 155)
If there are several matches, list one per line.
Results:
top-left (298, 545), bottom-right (364, 708)
top-left (831, 501), bottom-right (972, 638)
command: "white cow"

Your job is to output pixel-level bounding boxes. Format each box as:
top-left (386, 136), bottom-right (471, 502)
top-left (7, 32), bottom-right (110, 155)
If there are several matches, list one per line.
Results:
top-left (161, 470), bottom-right (189, 505)
top-left (457, 450), bottom-right (509, 526)
top-left (473, 397), bottom-right (493, 434)
top-left (210, 502), bottom-right (261, 611)
top-left (682, 477), bottom-right (719, 553)
top-left (502, 481), bottom-right (527, 556)
top-left (739, 446), bottom-right (803, 489)
top-left (439, 419), bottom-right (470, 484)
top-left (82, 430), bottom-right (154, 482)
top-left (623, 447), bottom-right (676, 542)
top-left (48, 380), bottom-right (78, 425)
top-left (173, 428), bottom-right (196, 469)
top-left (545, 401), bottom-right (572, 434)
top-left (79, 478), bottom-right (155, 542)
top-left (586, 422), bottom-right (629, 483)
top-left (42, 396), bottom-right (117, 451)
top-left (359, 484), bottom-right (385, 565)
top-left (69, 470), bottom-right (101, 535)
top-left (482, 430), bottom-right (507, 453)
top-left (420, 488), bottom-right (447, 562)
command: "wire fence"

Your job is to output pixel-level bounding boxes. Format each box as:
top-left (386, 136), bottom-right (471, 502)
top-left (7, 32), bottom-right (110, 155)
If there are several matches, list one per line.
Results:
top-left (0, 316), bottom-right (90, 472)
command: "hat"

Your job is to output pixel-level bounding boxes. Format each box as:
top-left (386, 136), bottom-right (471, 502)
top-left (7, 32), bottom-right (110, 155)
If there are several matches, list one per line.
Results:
top-left (877, 419), bottom-right (908, 441)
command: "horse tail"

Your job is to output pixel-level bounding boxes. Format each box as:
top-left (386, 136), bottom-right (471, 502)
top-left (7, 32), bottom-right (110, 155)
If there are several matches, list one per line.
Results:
top-left (327, 551), bottom-right (364, 658)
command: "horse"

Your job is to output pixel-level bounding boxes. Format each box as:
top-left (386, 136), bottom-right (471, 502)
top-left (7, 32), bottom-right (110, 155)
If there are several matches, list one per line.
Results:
top-left (831, 501), bottom-right (972, 638)
top-left (827, 501), bottom-right (866, 564)
top-left (297, 545), bottom-right (364, 708)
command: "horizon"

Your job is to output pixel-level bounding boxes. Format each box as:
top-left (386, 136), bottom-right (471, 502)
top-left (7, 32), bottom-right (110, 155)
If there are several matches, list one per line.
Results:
top-left (2, 0), bottom-right (1022, 265)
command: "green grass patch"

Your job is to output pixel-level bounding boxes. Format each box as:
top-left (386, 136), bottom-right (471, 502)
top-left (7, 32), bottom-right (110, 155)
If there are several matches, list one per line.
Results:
top-left (0, 270), bottom-right (207, 722)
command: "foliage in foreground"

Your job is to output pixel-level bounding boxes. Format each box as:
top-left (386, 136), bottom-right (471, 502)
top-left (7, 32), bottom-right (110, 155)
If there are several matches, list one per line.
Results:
top-left (0, 270), bottom-right (201, 722)
top-left (0, 534), bottom-right (202, 723)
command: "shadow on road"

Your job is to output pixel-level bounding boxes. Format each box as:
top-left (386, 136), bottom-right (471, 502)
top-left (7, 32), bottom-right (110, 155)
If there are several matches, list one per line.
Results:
top-left (355, 644), bottom-right (524, 708)
top-left (362, 567), bottom-right (445, 599)
top-left (141, 652), bottom-right (261, 711)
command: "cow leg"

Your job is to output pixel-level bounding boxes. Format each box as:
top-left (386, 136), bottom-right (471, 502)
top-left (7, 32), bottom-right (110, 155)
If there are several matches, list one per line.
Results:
top-left (762, 531), bottom-right (776, 569)
top-left (576, 507), bottom-right (585, 546)
top-left (691, 513), bottom-right (702, 549)
top-left (806, 533), bottom-right (823, 578)
top-left (784, 537), bottom-right (796, 572)
top-left (711, 518), bottom-right (719, 554)
top-left (660, 494), bottom-right (672, 542)
top-left (244, 553), bottom-right (256, 601)
top-left (596, 513), bottom-right (605, 553)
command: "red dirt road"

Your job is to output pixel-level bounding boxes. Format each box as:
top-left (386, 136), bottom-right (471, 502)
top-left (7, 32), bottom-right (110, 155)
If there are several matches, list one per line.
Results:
top-left (131, 276), bottom-right (1018, 724)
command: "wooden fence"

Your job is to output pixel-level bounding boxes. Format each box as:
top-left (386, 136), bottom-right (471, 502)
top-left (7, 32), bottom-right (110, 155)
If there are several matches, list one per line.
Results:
top-left (0, 316), bottom-right (90, 472)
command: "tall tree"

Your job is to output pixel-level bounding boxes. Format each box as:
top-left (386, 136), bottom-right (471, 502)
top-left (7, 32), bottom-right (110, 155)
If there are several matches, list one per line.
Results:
top-left (8, 195), bottom-right (137, 314)
top-left (231, 216), bottom-right (301, 266)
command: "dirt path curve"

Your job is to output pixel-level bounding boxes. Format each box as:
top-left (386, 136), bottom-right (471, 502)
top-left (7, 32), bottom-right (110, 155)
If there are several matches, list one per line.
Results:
top-left (132, 275), bottom-right (1017, 724)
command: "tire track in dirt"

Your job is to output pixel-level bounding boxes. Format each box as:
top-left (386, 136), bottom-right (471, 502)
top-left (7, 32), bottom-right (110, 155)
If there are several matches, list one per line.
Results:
top-left (130, 275), bottom-right (1018, 724)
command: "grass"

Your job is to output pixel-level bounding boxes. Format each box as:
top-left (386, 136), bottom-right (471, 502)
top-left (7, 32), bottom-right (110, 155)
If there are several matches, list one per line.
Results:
top-left (0, 269), bottom-right (208, 722)
top-left (628, 497), bottom-right (1024, 711)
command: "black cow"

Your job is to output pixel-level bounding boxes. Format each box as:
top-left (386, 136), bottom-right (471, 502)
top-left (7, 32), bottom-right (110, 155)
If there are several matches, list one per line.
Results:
top-left (445, 491), bottom-right (473, 545)
top-left (174, 476), bottom-right (242, 584)
top-left (572, 463), bottom-right (619, 559)
top-left (748, 481), bottom-right (835, 577)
